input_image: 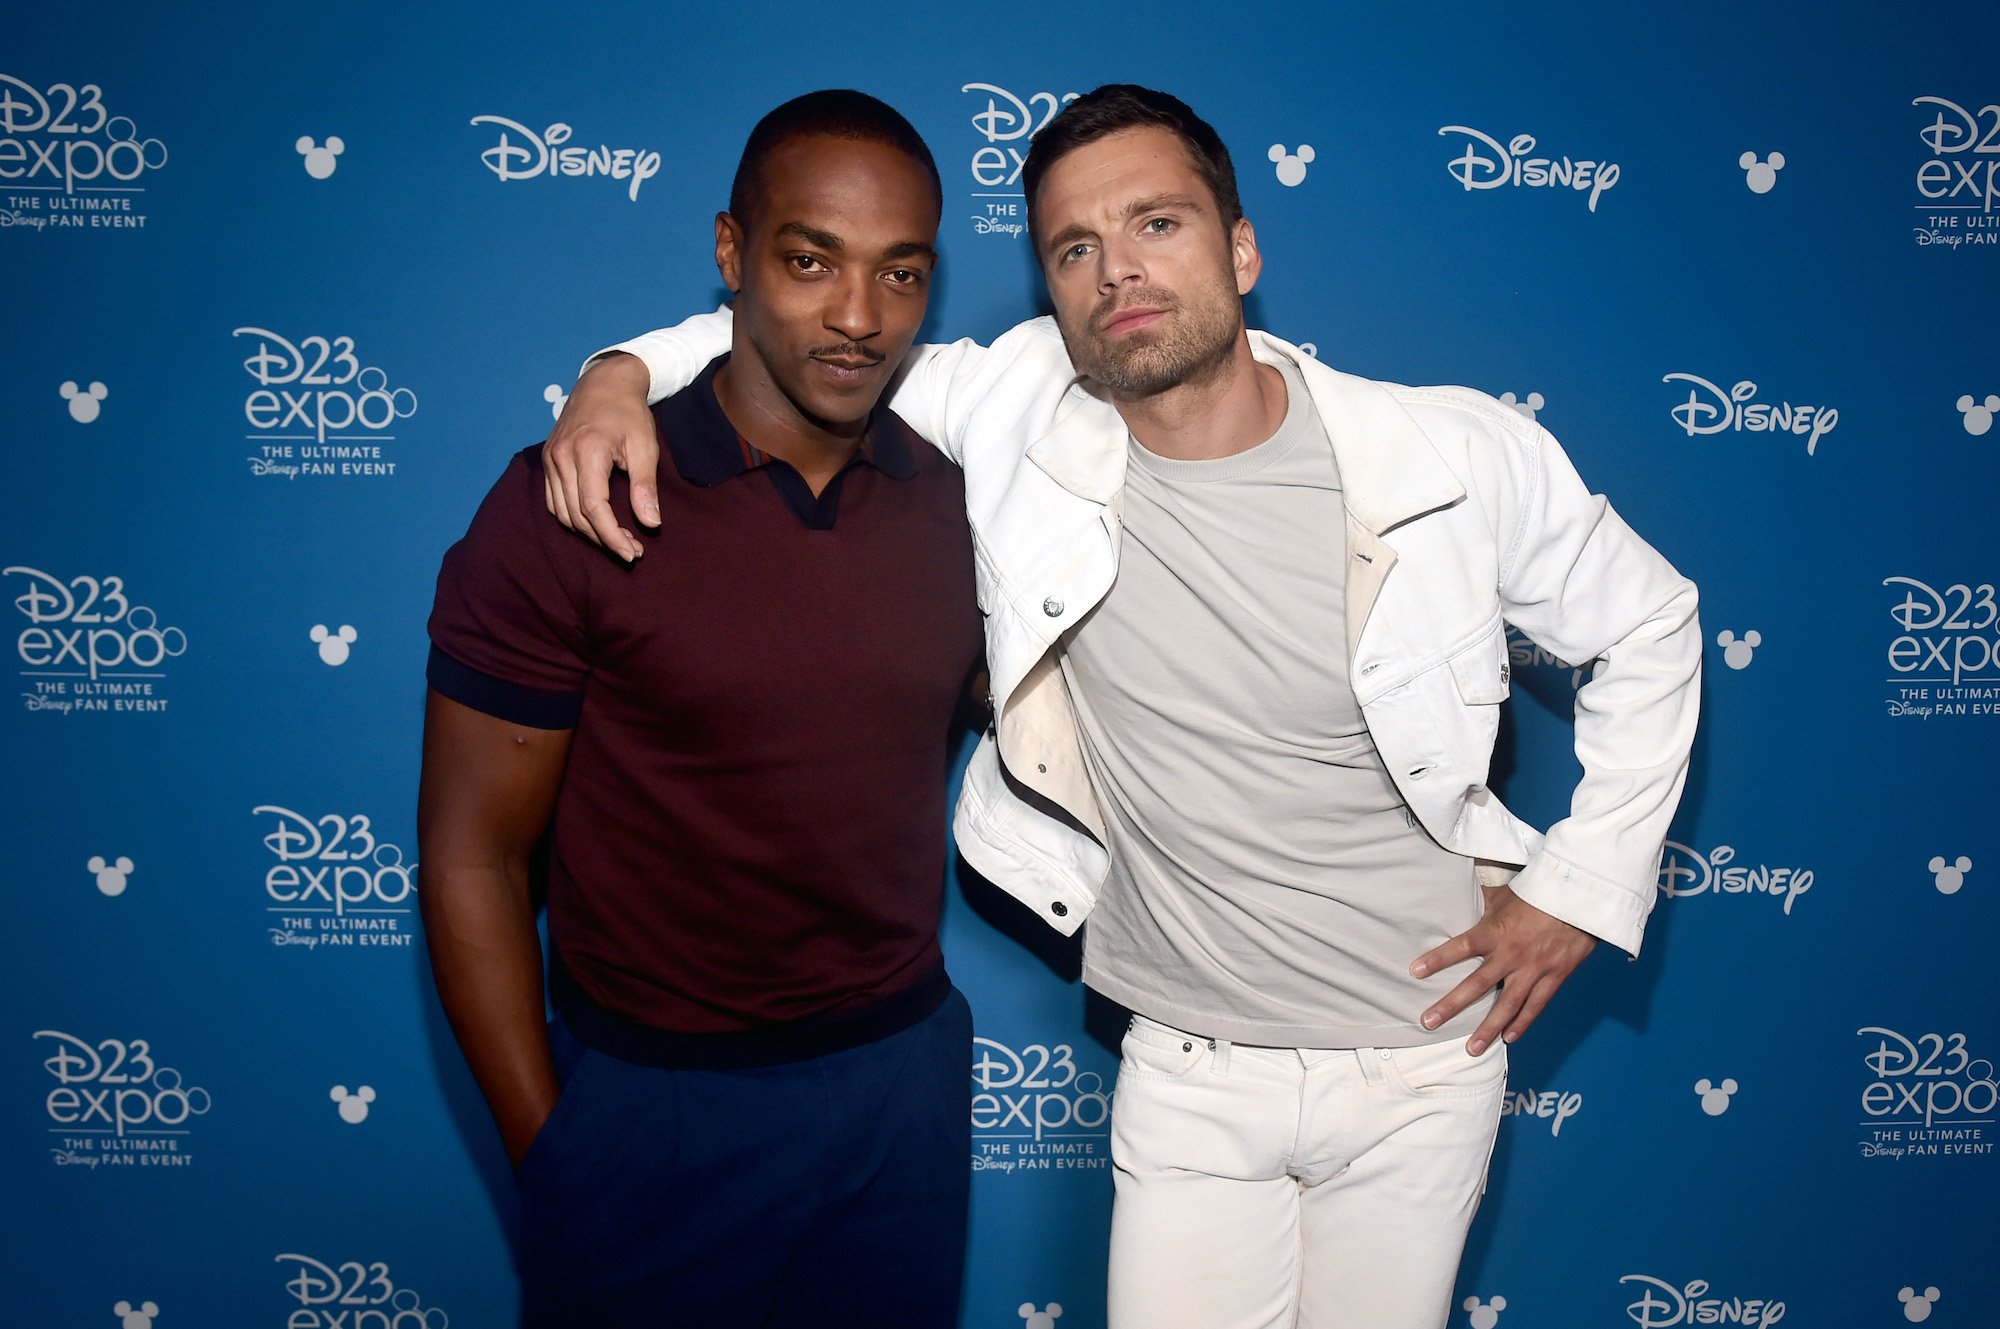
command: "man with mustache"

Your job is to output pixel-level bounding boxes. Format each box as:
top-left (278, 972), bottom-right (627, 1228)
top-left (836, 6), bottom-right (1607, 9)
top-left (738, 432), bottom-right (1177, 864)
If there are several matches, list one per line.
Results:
top-left (543, 85), bottom-right (1700, 1329)
top-left (417, 91), bottom-right (981, 1327)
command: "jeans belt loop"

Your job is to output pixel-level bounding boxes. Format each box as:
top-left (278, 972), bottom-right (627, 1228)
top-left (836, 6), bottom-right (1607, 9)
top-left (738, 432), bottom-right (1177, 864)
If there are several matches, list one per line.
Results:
top-left (1208, 1037), bottom-right (1232, 1076)
top-left (1355, 1046), bottom-right (1387, 1086)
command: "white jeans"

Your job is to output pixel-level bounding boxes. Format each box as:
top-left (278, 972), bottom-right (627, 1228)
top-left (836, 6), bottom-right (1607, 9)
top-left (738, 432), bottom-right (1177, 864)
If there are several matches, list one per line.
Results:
top-left (1107, 1015), bottom-right (1506, 1329)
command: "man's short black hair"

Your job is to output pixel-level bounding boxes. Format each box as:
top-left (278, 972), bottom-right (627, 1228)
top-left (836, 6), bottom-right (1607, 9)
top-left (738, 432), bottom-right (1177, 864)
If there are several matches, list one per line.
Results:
top-left (729, 89), bottom-right (942, 225)
top-left (1021, 85), bottom-right (1243, 245)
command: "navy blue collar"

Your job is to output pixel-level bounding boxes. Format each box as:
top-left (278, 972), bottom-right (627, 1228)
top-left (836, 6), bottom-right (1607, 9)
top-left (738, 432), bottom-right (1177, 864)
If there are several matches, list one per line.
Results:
top-left (653, 354), bottom-right (918, 487)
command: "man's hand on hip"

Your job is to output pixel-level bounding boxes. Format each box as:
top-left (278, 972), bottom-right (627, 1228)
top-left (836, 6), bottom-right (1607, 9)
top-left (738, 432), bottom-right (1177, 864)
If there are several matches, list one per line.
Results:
top-left (1411, 886), bottom-right (1597, 1057)
top-left (544, 351), bottom-right (660, 562)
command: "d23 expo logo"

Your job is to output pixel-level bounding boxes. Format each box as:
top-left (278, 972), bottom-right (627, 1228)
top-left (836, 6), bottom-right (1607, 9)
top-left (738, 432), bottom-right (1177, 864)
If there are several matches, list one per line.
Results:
top-left (7, 566), bottom-right (183, 715)
top-left (275, 1255), bottom-right (450, 1328)
top-left (959, 83), bottom-right (1077, 238)
top-left (256, 806), bottom-right (419, 951)
top-left (1857, 1027), bottom-right (1996, 1159)
top-left (1910, 96), bottom-right (2000, 248)
top-left (0, 75), bottom-right (165, 232)
top-left (969, 1036), bottom-right (1110, 1175)
top-left (1882, 577), bottom-right (2000, 719)
top-left (36, 1031), bottom-right (209, 1169)
top-left (234, 328), bottom-right (415, 479)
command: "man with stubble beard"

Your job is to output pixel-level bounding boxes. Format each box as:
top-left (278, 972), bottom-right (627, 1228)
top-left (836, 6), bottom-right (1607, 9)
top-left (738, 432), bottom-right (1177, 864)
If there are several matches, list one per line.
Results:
top-left (417, 91), bottom-right (981, 1327)
top-left (537, 85), bottom-right (1700, 1329)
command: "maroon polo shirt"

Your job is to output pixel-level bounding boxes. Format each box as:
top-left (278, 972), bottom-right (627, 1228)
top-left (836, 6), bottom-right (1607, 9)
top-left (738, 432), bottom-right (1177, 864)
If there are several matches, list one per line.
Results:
top-left (427, 355), bottom-right (981, 1036)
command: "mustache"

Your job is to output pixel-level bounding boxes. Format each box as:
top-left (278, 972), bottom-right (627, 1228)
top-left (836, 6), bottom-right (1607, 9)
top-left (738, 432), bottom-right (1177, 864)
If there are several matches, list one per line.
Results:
top-left (807, 342), bottom-right (885, 363)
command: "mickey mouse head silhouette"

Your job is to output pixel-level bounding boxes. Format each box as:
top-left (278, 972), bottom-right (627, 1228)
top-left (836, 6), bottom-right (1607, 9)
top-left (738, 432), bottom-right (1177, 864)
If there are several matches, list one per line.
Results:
top-left (1498, 391), bottom-right (1544, 422)
top-left (1694, 1077), bottom-right (1738, 1116)
top-left (310, 623), bottom-right (358, 666)
top-left (87, 855), bottom-right (135, 897)
top-left (296, 136), bottom-right (345, 180)
top-left (61, 380), bottom-right (108, 424)
top-left (113, 1301), bottom-right (159, 1329)
top-left (1267, 144), bottom-right (1315, 188)
top-left (1739, 151), bottom-right (1784, 194)
top-left (1463, 1294), bottom-right (1507, 1328)
top-left (1019, 1303), bottom-right (1063, 1329)
top-left (1716, 629), bottom-right (1760, 670)
top-left (330, 1084), bottom-right (377, 1124)
top-left (1928, 855), bottom-right (1972, 895)
top-left (544, 383), bottom-right (569, 420)
top-left (1899, 1286), bottom-right (1941, 1323)
top-left (1957, 394), bottom-right (1999, 437)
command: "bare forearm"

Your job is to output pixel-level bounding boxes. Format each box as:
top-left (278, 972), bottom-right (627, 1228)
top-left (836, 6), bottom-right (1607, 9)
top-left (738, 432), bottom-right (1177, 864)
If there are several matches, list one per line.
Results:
top-left (420, 862), bottom-right (558, 1165)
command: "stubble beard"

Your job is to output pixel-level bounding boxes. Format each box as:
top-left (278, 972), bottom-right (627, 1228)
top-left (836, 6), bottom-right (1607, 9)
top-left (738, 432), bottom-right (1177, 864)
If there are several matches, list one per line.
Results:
top-left (1064, 286), bottom-right (1241, 399)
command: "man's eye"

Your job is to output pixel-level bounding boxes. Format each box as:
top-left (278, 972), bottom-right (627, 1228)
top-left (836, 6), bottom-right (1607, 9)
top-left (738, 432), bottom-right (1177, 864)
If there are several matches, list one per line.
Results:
top-left (1063, 243), bottom-right (1092, 263)
top-left (790, 254), bottom-right (827, 273)
top-left (1144, 217), bottom-right (1175, 234)
top-left (885, 268), bottom-right (926, 286)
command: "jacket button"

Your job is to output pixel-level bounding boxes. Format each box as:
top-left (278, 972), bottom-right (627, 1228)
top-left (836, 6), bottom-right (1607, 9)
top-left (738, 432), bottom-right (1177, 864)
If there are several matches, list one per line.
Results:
top-left (1051, 901), bottom-right (1069, 917)
top-left (1043, 597), bottom-right (1064, 617)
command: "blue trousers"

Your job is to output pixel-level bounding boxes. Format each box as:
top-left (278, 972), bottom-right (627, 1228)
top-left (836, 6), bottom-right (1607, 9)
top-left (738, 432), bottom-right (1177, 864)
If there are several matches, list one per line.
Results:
top-left (516, 987), bottom-right (973, 1328)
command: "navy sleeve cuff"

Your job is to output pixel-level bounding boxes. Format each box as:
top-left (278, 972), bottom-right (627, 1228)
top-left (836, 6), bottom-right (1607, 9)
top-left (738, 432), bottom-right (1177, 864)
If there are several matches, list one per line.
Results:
top-left (426, 645), bottom-right (584, 730)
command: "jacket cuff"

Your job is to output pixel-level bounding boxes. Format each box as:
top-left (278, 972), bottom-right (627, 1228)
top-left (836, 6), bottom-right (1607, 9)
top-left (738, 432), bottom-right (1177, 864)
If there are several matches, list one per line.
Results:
top-left (1506, 850), bottom-right (1651, 957)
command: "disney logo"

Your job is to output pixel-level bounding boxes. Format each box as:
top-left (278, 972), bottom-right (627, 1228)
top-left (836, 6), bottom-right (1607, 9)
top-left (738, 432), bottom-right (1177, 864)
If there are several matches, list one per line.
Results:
top-left (1438, 126), bottom-right (1619, 212)
top-left (470, 114), bottom-right (660, 202)
top-left (1660, 374), bottom-right (1837, 456)
top-left (1619, 1276), bottom-right (1785, 1328)
top-left (1656, 842), bottom-right (1813, 915)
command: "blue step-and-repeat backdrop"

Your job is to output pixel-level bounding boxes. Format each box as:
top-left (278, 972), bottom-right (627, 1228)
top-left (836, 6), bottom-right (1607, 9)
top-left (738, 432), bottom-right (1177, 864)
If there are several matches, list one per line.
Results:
top-left (5, 3), bottom-right (1996, 1326)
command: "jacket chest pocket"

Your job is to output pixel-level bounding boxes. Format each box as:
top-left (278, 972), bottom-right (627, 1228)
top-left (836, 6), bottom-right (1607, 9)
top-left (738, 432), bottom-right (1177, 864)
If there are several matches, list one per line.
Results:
top-left (1445, 622), bottom-right (1512, 758)
top-left (1448, 623), bottom-right (1512, 704)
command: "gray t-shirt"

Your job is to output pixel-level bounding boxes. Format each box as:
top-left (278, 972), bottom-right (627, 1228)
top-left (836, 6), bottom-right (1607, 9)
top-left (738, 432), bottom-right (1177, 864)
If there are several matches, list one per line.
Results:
top-left (1063, 358), bottom-right (1489, 1048)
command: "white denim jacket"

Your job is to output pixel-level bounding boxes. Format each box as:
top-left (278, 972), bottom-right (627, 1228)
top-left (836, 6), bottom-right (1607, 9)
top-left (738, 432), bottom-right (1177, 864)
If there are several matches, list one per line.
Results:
top-left (608, 312), bottom-right (1701, 956)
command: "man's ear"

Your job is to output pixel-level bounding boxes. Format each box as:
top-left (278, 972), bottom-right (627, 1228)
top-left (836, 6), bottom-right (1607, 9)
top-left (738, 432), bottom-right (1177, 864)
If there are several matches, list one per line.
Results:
top-left (1231, 216), bottom-right (1263, 298)
top-left (715, 211), bottom-right (746, 293)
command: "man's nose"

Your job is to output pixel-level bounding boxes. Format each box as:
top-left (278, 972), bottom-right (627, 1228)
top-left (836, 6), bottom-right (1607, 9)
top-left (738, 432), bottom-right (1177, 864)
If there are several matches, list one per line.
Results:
top-left (826, 270), bottom-right (882, 341)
